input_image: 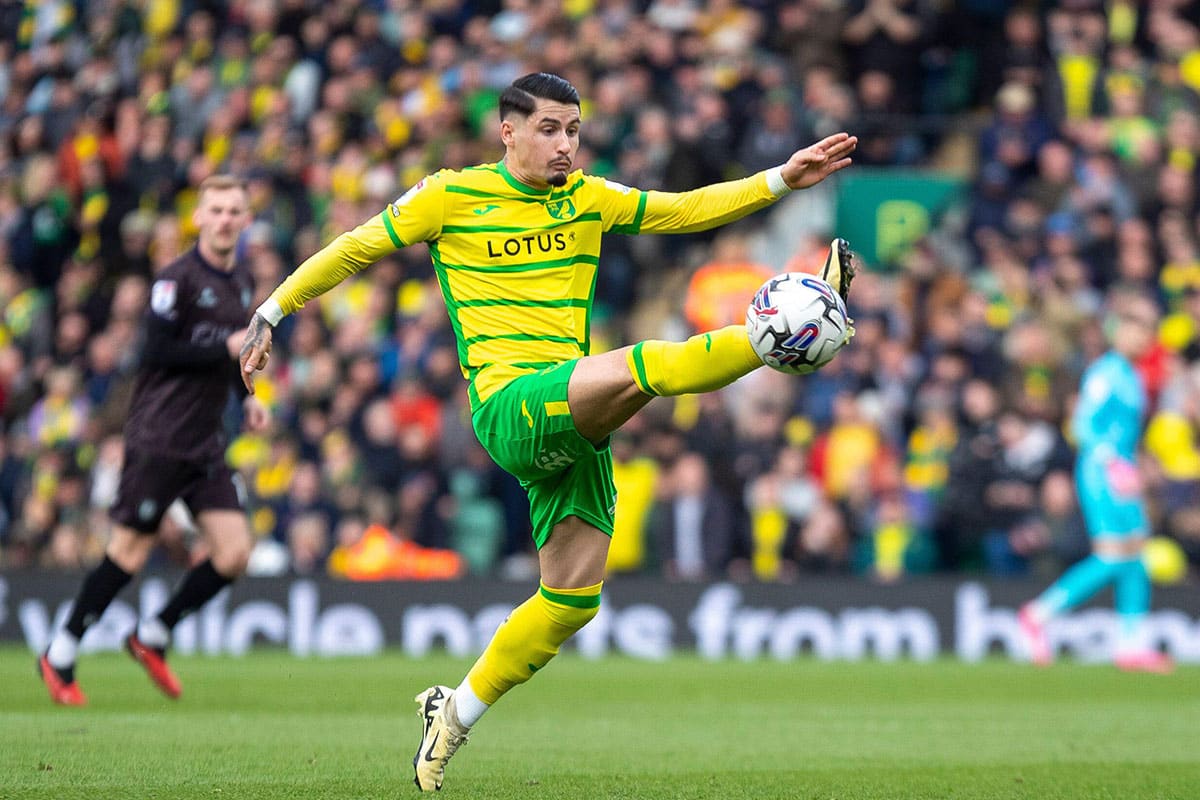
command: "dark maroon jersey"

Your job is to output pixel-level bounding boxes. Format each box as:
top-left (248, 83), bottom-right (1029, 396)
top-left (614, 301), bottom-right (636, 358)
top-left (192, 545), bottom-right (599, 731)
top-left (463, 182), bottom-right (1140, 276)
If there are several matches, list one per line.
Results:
top-left (124, 247), bottom-right (254, 461)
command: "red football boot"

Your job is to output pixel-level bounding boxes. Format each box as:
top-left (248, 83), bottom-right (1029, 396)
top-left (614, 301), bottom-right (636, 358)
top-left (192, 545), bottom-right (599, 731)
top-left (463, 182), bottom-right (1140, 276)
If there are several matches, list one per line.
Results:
top-left (38, 654), bottom-right (87, 706)
top-left (1018, 605), bottom-right (1053, 667)
top-left (125, 633), bottom-right (182, 698)
top-left (1115, 650), bottom-right (1175, 674)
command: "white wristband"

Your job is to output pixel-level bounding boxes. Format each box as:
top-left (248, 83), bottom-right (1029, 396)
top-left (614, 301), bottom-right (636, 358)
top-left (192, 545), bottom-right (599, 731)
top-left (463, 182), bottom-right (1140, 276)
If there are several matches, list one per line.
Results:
top-left (765, 166), bottom-right (792, 198)
top-left (255, 297), bottom-right (284, 327)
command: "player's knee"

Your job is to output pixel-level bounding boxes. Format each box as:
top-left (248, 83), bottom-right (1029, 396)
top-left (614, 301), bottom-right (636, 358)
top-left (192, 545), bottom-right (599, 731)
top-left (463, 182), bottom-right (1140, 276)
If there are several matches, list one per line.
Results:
top-left (106, 527), bottom-right (153, 574)
top-left (211, 534), bottom-right (253, 578)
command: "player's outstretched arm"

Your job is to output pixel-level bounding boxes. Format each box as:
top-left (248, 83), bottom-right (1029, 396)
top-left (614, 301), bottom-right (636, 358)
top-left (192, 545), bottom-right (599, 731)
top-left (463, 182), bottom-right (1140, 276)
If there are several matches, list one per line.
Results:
top-left (238, 175), bottom-right (447, 395)
top-left (780, 132), bottom-right (858, 191)
top-left (622, 132), bottom-right (857, 236)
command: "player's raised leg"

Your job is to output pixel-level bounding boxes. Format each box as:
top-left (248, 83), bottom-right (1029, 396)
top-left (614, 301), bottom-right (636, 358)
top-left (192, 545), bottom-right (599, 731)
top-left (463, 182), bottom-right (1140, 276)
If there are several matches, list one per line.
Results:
top-left (40, 526), bottom-right (155, 705)
top-left (127, 508), bottom-right (252, 697)
top-left (622, 237), bottom-right (854, 405)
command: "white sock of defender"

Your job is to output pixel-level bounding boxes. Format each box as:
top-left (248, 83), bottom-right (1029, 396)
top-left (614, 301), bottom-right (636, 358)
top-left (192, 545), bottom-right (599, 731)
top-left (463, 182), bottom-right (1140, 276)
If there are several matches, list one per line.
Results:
top-left (137, 617), bottom-right (171, 649)
top-left (47, 631), bottom-right (79, 669)
top-left (452, 679), bottom-right (490, 728)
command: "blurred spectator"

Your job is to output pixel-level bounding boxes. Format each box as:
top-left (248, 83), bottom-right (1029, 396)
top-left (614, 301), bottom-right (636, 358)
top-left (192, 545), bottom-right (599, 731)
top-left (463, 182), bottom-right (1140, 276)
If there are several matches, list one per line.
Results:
top-left (809, 391), bottom-right (896, 506)
top-left (288, 512), bottom-right (330, 576)
top-left (853, 491), bottom-right (934, 583)
top-left (842, 0), bottom-right (932, 114)
top-left (736, 91), bottom-right (808, 175)
top-left (446, 444), bottom-right (506, 575)
top-left (27, 367), bottom-right (89, 448)
top-left (650, 452), bottom-right (735, 581)
top-left (852, 70), bottom-right (923, 166)
top-left (1145, 364), bottom-right (1200, 562)
top-left (937, 379), bottom-right (1000, 571)
top-left (1007, 470), bottom-right (1090, 579)
top-left (606, 432), bottom-right (660, 575)
top-left (683, 232), bottom-right (772, 332)
top-left (745, 443), bottom-right (826, 581)
top-left (979, 409), bottom-right (1073, 575)
top-left (980, 82), bottom-right (1054, 184)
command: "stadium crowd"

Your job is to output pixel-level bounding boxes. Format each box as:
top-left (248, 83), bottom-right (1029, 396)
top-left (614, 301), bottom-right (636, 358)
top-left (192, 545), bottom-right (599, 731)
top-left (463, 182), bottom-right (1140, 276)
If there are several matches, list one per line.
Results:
top-left (1, 0), bottom-right (1199, 584)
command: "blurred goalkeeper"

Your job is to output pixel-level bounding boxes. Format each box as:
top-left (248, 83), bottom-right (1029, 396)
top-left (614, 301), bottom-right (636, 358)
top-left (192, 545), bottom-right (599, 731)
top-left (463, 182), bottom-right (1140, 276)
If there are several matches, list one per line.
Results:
top-left (39, 176), bottom-right (270, 705)
top-left (1019, 289), bottom-right (1173, 673)
top-left (238, 72), bottom-right (856, 791)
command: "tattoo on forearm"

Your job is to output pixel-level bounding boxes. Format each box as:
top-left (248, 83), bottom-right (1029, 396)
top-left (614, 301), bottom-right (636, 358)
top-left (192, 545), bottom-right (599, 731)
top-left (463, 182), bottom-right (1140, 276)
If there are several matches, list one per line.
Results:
top-left (241, 314), bottom-right (268, 362)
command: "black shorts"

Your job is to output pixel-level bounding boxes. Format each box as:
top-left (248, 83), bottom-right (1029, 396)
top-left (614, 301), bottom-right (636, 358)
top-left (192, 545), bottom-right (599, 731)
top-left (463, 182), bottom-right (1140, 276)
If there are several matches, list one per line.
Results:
top-left (109, 449), bottom-right (244, 534)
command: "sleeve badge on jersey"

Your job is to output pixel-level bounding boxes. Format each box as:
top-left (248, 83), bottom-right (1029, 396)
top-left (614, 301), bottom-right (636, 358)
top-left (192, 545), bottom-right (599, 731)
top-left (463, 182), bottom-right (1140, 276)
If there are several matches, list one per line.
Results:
top-left (390, 179), bottom-right (427, 215)
top-left (150, 280), bottom-right (177, 316)
top-left (604, 179), bottom-right (633, 194)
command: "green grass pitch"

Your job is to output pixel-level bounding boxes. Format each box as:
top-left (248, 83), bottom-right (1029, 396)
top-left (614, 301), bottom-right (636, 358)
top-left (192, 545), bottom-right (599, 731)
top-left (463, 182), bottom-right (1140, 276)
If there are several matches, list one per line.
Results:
top-left (2, 646), bottom-right (1198, 799)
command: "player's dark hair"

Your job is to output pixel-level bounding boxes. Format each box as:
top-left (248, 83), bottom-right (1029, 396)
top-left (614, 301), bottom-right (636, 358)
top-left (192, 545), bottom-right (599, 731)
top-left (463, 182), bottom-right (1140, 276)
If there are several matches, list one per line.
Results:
top-left (499, 73), bottom-right (580, 120)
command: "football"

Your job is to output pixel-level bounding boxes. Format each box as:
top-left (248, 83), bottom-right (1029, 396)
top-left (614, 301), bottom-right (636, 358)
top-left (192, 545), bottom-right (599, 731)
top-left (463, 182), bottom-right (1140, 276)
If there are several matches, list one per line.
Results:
top-left (746, 273), bottom-right (852, 374)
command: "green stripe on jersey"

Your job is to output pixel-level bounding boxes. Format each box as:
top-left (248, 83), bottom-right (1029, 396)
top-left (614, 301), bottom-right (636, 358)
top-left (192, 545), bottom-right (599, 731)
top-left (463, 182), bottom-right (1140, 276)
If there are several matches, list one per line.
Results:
top-left (455, 297), bottom-right (590, 309)
top-left (428, 242), bottom-right (469, 368)
top-left (508, 361), bottom-right (559, 370)
top-left (446, 178), bottom-right (585, 203)
top-left (446, 184), bottom-right (541, 203)
top-left (609, 191), bottom-right (648, 235)
top-left (462, 333), bottom-right (582, 347)
top-left (380, 211), bottom-right (405, 248)
top-left (441, 212), bottom-right (601, 234)
top-left (439, 254), bottom-right (599, 274)
top-left (549, 178), bottom-right (586, 199)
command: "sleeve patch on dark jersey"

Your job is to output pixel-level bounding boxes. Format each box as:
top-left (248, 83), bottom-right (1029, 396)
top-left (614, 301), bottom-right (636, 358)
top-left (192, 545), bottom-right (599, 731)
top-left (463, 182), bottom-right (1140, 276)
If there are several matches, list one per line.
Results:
top-left (150, 280), bottom-right (178, 317)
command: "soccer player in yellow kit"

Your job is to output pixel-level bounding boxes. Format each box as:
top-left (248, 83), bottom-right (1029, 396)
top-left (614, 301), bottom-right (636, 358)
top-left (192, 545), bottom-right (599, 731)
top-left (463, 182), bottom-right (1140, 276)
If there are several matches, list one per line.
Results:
top-left (240, 73), bottom-right (856, 791)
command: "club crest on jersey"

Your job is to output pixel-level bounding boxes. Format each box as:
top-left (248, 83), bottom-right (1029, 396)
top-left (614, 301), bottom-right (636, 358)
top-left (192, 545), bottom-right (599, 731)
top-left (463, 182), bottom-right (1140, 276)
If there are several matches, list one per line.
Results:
top-left (150, 280), bottom-right (177, 317)
top-left (545, 197), bottom-right (576, 220)
top-left (137, 499), bottom-right (158, 522)
top-left (197, 286), bottom-right (218, 308)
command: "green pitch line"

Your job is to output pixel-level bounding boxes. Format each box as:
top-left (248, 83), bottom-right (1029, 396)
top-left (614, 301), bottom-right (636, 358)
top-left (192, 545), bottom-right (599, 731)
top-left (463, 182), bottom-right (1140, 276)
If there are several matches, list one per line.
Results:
top-left (2, 647), bottom-right (1198, 799)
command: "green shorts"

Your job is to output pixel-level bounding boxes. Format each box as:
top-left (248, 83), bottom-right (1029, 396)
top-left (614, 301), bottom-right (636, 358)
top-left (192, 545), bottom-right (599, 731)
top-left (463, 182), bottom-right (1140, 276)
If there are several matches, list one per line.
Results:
top-left (471, 360), bottom-right (615, 549)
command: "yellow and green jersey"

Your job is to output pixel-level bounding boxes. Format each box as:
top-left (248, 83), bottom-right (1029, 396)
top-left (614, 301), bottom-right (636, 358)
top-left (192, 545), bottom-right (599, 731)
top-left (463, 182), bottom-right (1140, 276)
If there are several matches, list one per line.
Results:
top-left (267, 160), bottom-right (784, 410)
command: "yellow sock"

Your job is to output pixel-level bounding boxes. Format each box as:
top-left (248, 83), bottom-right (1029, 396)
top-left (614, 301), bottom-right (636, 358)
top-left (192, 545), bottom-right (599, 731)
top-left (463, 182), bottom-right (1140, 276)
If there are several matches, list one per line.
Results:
top-left (465, 581), bottom-right (602, 705)
top-left (626, 325), bottom-right (761, 397)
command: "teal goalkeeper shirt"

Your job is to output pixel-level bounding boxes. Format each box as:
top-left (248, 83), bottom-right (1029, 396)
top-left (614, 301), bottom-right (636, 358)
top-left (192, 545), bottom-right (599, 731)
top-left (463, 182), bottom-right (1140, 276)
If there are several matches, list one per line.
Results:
top-left (1071, 351), bottom-right (1145, 466)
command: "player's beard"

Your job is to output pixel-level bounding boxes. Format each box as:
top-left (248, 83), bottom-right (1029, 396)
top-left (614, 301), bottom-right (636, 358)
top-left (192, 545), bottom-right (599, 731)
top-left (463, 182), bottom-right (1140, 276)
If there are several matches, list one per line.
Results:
top-left (203, 232), bottom-right (237, 263)
top-left (548, 159), bottom-right (570, 187)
